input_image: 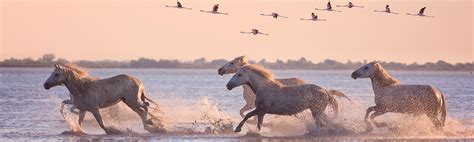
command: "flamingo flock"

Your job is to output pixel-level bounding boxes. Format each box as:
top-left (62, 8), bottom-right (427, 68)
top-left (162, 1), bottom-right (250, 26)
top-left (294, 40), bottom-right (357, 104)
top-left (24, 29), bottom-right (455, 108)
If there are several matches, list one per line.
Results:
top-left (166, 1), bottom-right (434, 36)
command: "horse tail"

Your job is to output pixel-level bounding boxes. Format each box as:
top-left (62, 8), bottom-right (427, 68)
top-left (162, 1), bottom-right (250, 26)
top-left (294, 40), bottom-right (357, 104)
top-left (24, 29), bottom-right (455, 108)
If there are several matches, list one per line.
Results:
top-left (328, 90), bottom-right (356, 105)
top-left (440, 93), bottom-right (447, 127)
top-left (141, 91), bottom-right (159, 107)
top-left (326, 90), bottom-right (339, 117)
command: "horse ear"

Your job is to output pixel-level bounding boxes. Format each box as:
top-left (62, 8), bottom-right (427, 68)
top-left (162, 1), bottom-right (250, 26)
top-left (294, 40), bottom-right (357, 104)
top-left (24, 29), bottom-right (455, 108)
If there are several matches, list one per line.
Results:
top-left (373, 62), bottom-right (380, 67)
top-left (55, 64), bottom-right (64, 70)
top-left (238, 56), bottom-right (247, 62)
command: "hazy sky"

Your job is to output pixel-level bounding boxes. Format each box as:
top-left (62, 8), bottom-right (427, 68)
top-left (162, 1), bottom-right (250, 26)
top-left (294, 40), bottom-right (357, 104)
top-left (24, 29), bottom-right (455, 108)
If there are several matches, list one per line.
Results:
top-left (1, 0), bottom-right (473, 63)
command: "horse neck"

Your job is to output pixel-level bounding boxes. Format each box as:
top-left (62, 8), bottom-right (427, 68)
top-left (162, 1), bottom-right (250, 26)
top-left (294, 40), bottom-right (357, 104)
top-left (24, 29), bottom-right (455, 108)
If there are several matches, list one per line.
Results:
top-left (247, 74), bottom-right (281, 94)
top-left (63, 72), bottom-right (93, 97)
top-left (370, 67), bottom-right (399, 91)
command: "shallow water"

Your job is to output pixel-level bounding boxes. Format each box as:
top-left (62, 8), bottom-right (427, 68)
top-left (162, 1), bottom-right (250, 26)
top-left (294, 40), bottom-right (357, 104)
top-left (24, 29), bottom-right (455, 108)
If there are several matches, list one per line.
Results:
top-left (0, 68), bottom-right (473, 141)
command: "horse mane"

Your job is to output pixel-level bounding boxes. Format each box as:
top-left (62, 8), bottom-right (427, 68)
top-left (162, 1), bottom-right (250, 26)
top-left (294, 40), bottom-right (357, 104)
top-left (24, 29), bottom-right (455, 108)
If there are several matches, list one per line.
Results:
top-left (63, 63), bottom-right (89, 78)
top-left (373, 62), bottom-right (400, 86)
top-left (61, 64), bottom-right (95, 97)
top-left (245, 65), bottom-right (282, 86)
top-left (236, 56), bottom-right (249, 65)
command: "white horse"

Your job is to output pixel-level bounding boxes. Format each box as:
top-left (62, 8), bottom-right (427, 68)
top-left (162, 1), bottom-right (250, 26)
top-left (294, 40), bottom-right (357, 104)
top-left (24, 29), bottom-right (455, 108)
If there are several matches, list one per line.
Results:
top-left (218, 56), bottom-right (353, 122)
top-left (226, 65), bottom-right (340, 132)
top-left (43, 64), bottom-right (165, 134)
top-left (351, 61), bottom-right (447, 132)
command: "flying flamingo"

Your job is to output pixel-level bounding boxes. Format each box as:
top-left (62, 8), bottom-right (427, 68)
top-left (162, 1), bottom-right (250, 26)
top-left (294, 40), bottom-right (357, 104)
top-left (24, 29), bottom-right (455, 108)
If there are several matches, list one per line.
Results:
top-left (165, 1), bottom-right (192, 10)
top-left (260, 12), bottom-right (288, 19)
top-left (240, 29), bottom-right (269, 36)
top-left (407, 7), bottom-right (434, 18)
top-left (301, 13), bottom-right (326, 21)
top-left (315, 1), bottom-right (342, 12)
top-left (337, 2), bottom-right (364, 8)
top-left (200, 4), bottom-right (228, 15)
top-left (374, 4), bottom-right (399, 14)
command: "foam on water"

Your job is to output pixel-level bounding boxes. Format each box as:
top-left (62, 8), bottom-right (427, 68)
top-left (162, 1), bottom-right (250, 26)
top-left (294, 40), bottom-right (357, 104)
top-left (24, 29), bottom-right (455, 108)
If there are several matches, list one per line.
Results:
top-left (57, 93), bottom-right (474, 139)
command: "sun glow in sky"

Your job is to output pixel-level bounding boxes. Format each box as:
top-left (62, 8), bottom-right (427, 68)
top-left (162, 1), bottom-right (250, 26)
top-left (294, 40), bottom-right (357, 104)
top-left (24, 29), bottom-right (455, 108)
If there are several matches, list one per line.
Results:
top-left (1, 0), bottom-right (473, 63)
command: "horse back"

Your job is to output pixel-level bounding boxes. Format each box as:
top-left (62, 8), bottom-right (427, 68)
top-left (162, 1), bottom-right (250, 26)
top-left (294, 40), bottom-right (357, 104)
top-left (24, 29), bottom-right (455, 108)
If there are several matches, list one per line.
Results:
top-left (280, 84), bottom-right (325, 97)
top-left (275, 78), bottom-right (306, 86)
top-left (88, 74), bottom-right (143, 99)
top-left (96, 74), bottom-right (143, 87)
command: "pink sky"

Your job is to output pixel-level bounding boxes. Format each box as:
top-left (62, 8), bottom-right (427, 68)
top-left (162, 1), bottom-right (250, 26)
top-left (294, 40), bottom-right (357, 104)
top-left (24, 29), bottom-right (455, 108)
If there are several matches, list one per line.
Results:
top-left (1, 0), bottom-right (473, 63)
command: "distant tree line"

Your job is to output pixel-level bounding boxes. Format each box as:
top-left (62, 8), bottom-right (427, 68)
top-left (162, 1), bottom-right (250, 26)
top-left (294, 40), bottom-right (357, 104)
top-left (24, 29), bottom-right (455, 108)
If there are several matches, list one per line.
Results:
top-left (0, 54), bottom-right (472, 71)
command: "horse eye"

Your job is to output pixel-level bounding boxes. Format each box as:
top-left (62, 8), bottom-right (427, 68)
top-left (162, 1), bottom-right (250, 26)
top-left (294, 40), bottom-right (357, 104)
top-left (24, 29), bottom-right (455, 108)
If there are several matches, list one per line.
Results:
top-left (237, 74), bottom-right (242, 77)
top-left (364, 66), bottom-right (369, 70)
top-left (54, 73), bottom-right (59, 77)
top-left (230, 62), bottom-right (234, 65)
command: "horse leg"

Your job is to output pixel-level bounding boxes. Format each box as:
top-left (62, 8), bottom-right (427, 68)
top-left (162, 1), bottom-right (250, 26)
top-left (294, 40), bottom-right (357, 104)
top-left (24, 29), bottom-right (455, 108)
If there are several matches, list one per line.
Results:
top-left (364, 106), bottom-right (376, 122)
top-left (369, 110), bottom-right (387, 128)
top-left (123, 100), bottom-right (153, 126)
top-left (134, 107), bottom-right (154, 126)
top-left (363, 106), bottom-right (376, 133)
top-left (256, 113), bottom-right (265, 131)
top-left (239, 103), bottom-right (254, 118)
top-left (427, 113), bottom-right (442, 129)
top-left (90, 109), bottom-right (121, 134)
top-left (310, 108), bottom-right (326, 128)
top-left (78, 110), bottom-right (85, 127)
top-left (235, 109), bottom-right (260, 132)
top-left (241, 87), bottom-right (257, 123)
top-left (241, 106), bottom-right (258, 124)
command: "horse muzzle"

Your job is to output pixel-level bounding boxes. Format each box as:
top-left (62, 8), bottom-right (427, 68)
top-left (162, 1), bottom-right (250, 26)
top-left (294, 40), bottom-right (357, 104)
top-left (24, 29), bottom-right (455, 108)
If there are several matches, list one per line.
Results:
top-left (226, 83), bottom-right (236, 90)
top-left (218, 68), bottom-right (225, 76)
top-left (351, 72), bottom-right (358, 79)
top-left (43, 83), bottom-right (51, 90)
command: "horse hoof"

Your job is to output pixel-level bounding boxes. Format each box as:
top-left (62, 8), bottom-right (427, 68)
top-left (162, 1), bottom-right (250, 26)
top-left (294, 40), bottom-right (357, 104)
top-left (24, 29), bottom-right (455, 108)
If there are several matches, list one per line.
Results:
top-left (145, 119), bottom-right (154, 125)
top-left (105, 127), bottom-right (123, 135)
top-left (235, 127), bottom-right (242, 132)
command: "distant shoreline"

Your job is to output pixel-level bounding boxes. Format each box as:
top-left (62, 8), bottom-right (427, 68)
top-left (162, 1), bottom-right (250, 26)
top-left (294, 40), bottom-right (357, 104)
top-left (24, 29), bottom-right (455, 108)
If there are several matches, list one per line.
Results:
top-left (1, 66), bottom-right (472, 72)
top-left (1, 54), bottom-right (472, 71)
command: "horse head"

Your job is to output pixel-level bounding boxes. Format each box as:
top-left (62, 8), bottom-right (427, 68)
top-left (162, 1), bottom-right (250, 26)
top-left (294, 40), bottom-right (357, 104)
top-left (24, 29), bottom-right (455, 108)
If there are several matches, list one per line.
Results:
top-left (351, 61), bottom-right (380, 79)
top-left (218, 56), bottom-right (248, 75)
top-left (226, 65), bottom-right (253, 90)
top-left (43, 64), bottom-right (67, 90)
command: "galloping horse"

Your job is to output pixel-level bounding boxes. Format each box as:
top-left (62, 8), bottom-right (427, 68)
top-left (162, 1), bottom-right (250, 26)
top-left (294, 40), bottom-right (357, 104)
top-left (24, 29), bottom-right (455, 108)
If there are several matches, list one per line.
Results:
top-left (226, 65), bottom-right (341, 132)
top-left (351, 61), bottom-right (447, 132)
top-left (43, 64), bottom-right (164, 134)
top-left (218, 56), bottom-right (353, 122)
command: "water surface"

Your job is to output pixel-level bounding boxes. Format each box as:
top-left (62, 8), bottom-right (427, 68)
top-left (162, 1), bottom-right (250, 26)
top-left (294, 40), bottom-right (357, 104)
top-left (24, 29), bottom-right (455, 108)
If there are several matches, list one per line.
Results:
top-left (0, 68), bottom-right (473, 141)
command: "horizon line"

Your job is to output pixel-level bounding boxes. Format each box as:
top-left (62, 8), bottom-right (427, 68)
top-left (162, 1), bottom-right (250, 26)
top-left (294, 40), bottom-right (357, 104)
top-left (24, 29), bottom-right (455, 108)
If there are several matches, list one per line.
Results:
top-left (1, 54), bottom-right (473, 65)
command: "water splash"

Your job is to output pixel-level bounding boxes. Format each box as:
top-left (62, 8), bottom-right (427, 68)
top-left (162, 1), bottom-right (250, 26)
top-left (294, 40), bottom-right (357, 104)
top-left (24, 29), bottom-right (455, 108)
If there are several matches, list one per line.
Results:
top-left (171, 96), bottom-right (234, 134)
